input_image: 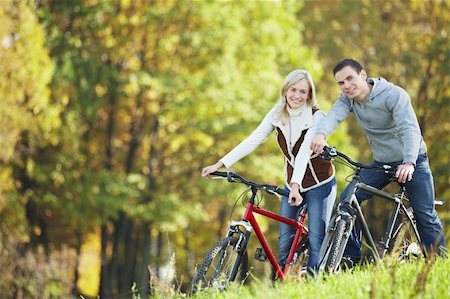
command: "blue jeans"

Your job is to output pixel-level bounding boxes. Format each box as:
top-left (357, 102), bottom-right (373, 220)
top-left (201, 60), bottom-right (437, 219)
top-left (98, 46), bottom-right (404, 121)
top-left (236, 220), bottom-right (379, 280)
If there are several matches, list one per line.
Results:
top-left (341, 154), bottom-right (446, 258)
top-left (278, 178), bottom-right (336, 273)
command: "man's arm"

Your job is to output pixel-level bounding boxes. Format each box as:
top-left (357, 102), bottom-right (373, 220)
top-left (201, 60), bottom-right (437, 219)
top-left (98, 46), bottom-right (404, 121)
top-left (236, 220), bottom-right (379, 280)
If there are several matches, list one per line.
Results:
top-left (388, 87), bottom-right (422, 165)
top-left (311, 94), bottom-right (352, 153)
top-left (388, 87), bottom-right (422, 183)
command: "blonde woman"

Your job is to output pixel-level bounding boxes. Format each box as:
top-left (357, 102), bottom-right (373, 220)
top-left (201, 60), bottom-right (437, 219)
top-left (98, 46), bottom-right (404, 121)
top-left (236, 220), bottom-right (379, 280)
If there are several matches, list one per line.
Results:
top-left (202, 70), bottom-right (336, 274)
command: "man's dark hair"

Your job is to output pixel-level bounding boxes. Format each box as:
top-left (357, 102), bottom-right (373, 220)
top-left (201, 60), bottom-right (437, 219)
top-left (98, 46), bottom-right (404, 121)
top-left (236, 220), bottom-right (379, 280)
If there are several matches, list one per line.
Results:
top-left (333, 58), bottom-right (364, 75)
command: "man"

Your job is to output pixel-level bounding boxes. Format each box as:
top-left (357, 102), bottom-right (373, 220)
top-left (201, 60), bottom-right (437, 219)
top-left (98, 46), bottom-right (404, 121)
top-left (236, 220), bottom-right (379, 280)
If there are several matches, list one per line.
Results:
top-left (310, 58), bottom-right (446, 261)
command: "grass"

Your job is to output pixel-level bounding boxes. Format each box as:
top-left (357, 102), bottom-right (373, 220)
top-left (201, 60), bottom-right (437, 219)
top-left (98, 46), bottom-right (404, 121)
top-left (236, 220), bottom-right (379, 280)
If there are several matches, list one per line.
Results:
top-left (157, 256), bottom-right (450, 299)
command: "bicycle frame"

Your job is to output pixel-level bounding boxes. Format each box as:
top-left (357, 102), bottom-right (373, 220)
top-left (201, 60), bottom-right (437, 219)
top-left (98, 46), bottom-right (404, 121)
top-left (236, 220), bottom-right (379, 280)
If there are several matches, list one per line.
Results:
top-left (355, 182), bottom-right (421, 258)
top-left (226, 185), bottom-right (308, 280)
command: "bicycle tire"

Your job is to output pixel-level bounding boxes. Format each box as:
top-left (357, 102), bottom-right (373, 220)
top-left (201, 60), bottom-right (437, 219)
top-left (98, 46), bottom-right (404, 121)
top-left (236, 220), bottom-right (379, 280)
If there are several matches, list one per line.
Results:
top-left (388, 208), bottom-right (423, 260)
top-left (324, 218), bottom-right (348, 273)
top-left (293, 238), bottom-right (309, 274)
top-left (191, 236), bottom-right (249, 294)
top-left (280, 237), bottom-right (309, 279)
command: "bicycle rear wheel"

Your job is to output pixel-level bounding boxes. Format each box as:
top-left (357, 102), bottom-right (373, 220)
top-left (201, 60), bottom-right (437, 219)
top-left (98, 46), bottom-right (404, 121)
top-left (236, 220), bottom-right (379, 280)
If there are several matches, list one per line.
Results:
top-left (191, 236), bottom-right (249, 294)
top-left (290, 237), bottom-right (309, 277)
top-left (275, 237), bottom-right (309, 280)
top-left (388, 207), bottom-right (423, 261)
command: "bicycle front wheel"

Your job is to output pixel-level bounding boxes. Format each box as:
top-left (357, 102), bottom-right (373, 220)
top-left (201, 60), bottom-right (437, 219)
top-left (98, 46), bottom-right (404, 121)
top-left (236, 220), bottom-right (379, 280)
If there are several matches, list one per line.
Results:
top-left (191, 236), bottom-right (249, 294)
top-left (320, 218), bottom-right (348, 274)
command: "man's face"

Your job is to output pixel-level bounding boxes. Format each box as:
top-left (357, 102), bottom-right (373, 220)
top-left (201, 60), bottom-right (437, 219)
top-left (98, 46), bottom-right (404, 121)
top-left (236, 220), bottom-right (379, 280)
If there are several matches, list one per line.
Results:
top-left (334, 66), bottom-right (370, 102)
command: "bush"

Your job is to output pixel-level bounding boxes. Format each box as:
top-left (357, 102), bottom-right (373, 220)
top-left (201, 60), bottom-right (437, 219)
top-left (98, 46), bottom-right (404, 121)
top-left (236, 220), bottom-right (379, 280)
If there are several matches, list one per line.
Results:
top-left (0, 230), bottom-right (75, 298)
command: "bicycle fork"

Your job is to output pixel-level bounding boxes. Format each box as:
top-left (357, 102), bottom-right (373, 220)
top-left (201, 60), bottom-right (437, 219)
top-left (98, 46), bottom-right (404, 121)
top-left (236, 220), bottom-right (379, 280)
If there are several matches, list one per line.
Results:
top-left (225, 220), bottom-right (252, 281)
top-left (320, 204), bottom-right (355, 268)
top-left (340, 193), bottom-right (383, 263)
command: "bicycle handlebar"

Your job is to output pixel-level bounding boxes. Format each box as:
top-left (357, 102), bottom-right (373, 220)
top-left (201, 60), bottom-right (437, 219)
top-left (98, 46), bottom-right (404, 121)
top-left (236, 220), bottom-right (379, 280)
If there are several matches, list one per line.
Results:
top-left (211, 171), bottom-right (289, 197)
top-left (321, 146), bottom-right (396, 174)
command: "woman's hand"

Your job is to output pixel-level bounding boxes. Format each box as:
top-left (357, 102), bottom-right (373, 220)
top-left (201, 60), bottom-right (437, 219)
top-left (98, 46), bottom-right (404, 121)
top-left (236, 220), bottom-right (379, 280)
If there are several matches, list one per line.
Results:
top-left (288, 183), bottom-right (303, 206)
top-left (201, 161), bottom-right (224, 179)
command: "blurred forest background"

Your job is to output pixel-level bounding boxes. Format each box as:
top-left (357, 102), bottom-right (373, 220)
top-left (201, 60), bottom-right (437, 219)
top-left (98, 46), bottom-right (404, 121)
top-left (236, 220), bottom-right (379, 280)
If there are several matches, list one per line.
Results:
top-left (0, 0), bottom-right (448, 298)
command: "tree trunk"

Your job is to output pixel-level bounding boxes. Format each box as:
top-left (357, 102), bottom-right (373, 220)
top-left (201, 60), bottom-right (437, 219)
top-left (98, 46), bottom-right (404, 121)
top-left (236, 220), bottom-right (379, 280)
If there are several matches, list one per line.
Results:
top-left (138, 223), bottom-right (152, 297)
top-left (17, 132), bottom-right (49, 255)
top-left (156, 230), bottom-right (163, 278)
top-left (183, 228), bottom-right (194, 292)
top-left (110, 214), bottom-right (127, 294)
top-left (71, 230), bottom-right (83, 295)
top-left (99, 224), bottom-right (111, 298)
top-left (99, 69), bottom-right (119, 297)
top-left (217, 206), bottom-right (227, 239)
top-left (416, 59), bottom-right (432, 137)
top-left (119, 218), bottom-right (134, 293)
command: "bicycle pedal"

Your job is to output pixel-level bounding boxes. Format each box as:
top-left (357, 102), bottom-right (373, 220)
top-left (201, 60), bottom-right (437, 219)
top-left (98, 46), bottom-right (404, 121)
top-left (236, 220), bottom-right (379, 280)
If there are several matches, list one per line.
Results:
top-left (406, 243), bottom-right (421, 257)
top-left (255, 248), bottom-right (268, 262)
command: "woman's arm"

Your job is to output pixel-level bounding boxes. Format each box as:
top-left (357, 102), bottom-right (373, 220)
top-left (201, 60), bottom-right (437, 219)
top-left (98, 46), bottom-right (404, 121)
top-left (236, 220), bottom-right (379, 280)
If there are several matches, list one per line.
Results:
top-left (219, 108), bottom-right (276, 168)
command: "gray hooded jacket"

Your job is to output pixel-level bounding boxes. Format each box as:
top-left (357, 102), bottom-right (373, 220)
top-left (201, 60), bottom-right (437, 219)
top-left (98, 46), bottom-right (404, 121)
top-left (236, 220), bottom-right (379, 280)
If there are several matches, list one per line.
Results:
top-left (316, 77), bottom-right (426, 164)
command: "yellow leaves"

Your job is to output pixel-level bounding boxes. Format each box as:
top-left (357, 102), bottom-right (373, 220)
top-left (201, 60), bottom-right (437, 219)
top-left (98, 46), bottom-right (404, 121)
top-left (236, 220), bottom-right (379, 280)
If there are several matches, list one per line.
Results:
top-left (0, 167), bottom-right (14, 213)
top-left (120, 0), bottom-right (131, 9)
top-left (0, 0), bottom-right (57, 161)
top-left (95, 84), bottom-right (108, 97)
top-left (331, 20), bottom-right (341, 31)
top-left (0, 101), bottom-right (25, 161)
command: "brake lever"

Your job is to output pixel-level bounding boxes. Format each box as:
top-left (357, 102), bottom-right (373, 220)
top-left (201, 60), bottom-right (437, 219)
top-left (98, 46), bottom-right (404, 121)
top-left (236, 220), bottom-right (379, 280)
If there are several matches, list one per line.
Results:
top-left (435, 199), bottom-right (446, 206)
top-left (320, 147), bottom-right (336, 160)
top-left (264, 187), bottom-right (283, 198)
top-left (226, 172), bottom-right (238, 183)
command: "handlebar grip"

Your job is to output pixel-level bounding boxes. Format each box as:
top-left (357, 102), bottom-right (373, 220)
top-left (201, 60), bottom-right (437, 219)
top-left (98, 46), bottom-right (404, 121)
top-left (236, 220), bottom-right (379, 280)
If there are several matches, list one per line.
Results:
top-left (211, 171), bottom-right (228, 177)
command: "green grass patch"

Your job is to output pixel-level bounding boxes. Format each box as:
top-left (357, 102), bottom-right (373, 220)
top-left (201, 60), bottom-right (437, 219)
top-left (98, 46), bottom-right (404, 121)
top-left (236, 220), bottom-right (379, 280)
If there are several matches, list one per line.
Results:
top-left (176, 257), bottom-right (450, 299)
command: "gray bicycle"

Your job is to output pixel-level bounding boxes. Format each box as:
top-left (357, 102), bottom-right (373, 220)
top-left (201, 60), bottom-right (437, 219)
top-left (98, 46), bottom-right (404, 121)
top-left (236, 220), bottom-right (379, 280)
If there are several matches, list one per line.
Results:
top-left (318, 146), bottom-right (444, 274)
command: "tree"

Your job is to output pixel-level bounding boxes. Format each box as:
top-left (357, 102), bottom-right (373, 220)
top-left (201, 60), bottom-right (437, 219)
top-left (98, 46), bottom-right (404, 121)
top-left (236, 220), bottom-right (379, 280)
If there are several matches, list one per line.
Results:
top-left (35, 0), bottom-right (331, 296)
top-left (298, 0), bottom-right (449, 239)
top-left (0, 0), bottom-right (72, 297)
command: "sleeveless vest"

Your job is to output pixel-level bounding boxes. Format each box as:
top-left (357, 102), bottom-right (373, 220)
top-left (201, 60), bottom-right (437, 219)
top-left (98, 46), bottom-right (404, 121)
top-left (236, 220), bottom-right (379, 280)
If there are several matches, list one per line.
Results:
top-left (276, 108), bottom-right (334, 190)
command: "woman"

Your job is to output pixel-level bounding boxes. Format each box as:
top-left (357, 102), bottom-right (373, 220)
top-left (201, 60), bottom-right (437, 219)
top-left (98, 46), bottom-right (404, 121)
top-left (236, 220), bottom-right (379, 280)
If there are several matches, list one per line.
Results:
top-left (202, 70), bottom-right (336, 274)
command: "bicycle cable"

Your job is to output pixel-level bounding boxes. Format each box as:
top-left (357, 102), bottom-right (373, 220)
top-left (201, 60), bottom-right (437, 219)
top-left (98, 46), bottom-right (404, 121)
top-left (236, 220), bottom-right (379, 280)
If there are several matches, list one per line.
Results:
top-left (255, 189), bottom-right (264, 206)
top-left (331, 156), bottom-right (358, 183)
top-left (228, 188), bottom-right (251, 223)
top-left (332, 154), bottom-right (398, 185)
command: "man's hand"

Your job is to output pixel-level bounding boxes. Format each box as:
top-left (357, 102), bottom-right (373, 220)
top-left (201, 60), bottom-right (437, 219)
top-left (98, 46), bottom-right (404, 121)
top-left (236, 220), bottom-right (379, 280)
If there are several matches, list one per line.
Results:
top-left (310, 133), bottom-right (327, 154)
top-left (396, 163), bottom-right (414, 184)
top-left (288, 183), bottom-right (303, 206)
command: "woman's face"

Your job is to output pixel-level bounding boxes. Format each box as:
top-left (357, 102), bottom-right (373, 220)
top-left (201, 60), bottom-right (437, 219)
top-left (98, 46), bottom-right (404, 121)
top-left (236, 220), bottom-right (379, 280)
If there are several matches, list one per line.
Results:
top-left (285, 79), bottom-right (310, 109)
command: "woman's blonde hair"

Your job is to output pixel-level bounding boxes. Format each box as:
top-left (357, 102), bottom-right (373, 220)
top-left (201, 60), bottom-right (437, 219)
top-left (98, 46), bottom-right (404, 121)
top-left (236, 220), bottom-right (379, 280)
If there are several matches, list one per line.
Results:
top-left (275, 69), bottom-right (318, 125)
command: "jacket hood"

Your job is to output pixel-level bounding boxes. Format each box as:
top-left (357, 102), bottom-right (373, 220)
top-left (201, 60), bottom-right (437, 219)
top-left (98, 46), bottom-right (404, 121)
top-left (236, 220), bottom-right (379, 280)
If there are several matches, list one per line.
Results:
top-left (368, 77), bottom-right (392, 99)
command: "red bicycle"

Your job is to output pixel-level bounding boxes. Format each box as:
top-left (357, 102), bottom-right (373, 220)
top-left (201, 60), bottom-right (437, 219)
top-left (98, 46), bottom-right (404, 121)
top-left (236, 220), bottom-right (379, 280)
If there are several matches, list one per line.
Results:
top-left (191, 171), bottom-right (309, 294)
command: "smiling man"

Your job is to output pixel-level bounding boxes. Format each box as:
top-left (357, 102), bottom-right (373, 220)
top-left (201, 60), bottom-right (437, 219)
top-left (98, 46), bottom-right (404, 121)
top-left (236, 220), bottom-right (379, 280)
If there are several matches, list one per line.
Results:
top-left (310, 58), bottom-right (446, 261)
